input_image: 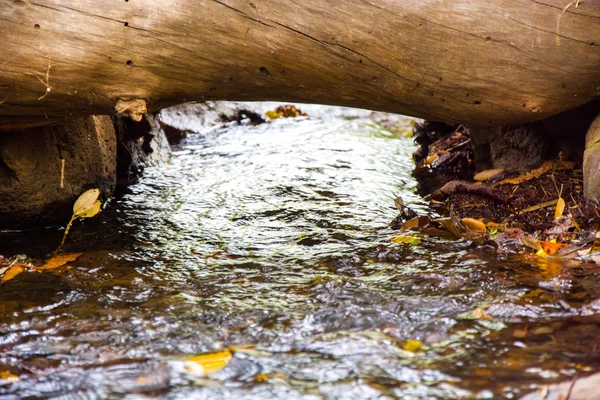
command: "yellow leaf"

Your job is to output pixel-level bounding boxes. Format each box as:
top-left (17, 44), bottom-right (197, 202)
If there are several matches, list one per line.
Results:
top-left (461, 217), bottom-right (486, 232)
top-left (539, 241), bottom-right (567, 255)
top-left (265, 110), bottom-right (281, 120)
top-left (496, 161), bottom-right (553, 185)
top-left (184, 349), bottom-right (232, 376)
top-left (402, 339), bottom-right (424, 352)
top-left (472, 307), bottom-right (494, 320)
top-left (425, 154), bottom-right (438, 165)
top-left (391, 235), bottom-right (421, 245)
top-left (79, 200), bottom-right (101, 218)
top-left (1, 265), bottom-right (23, 282)
top-left (0, 371), bottom-right (19, 382)
top-left (32, 252), bottom-right (82, 271)
top-left (473, 168), bottom-right (504, 182)
top-left (555, 197), bottom-right (565, 219)
top-left (536, 247), bottom-right (549, 258)
top-left (73, 188), bottom-right (100, 217)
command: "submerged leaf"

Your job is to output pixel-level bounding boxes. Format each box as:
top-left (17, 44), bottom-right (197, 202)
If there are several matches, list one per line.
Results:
top-left (0, 371), bottom-right (19, 382)
top-left (33, 252), bottom-right (82, 271)
top-left (402, 339), bottom-right (424, 352)
top-left (73, 188), bottom-right (100, 217)
top-left (1, 265), bottom-right (24, 282)
top-left (185, 349), bottom-right (233, 376)
top-left (391, 235), bottom-right (421, 245)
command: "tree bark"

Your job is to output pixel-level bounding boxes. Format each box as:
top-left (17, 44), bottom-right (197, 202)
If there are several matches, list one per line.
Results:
top-left (0, 0), bottom-right (598, 131)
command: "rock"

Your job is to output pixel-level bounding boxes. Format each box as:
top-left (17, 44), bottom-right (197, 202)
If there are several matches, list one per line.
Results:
top-left (115, 114), bottom-right (171, 185)
top-left (584, 113), bottom-right (600, 201)
top-left (470, 123), bottom-right (548, 173)
top-left (0, 116), bottom-right (116, 227)
top-left (520, 372), bottom-right (600, 400)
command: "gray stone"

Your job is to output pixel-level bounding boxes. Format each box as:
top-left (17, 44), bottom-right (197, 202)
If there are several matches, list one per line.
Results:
top-left (0, 116), bottom-right (116, 227)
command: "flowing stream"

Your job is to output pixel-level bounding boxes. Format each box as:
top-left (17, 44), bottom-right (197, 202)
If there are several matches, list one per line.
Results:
top-left (1, 105), bottom-right (599, 399)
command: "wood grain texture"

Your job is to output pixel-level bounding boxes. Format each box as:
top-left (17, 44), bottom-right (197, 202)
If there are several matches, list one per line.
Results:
top-left (0, 0), bottom-right (598, 130)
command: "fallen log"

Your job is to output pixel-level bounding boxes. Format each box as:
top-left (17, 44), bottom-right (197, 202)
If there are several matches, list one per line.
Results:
top-left (0, 0), bottom-right (598, 131)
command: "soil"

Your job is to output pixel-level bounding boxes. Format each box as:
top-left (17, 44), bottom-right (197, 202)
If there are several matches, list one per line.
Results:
top-left (397, 121), bottom-right (600, 253)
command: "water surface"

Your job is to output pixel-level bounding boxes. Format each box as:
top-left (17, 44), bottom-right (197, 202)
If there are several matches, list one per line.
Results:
top-left (1, 105), bottom-right (599, 399)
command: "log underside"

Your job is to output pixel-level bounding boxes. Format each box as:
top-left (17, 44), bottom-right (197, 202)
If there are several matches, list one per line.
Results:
top-left (0, 0), bottom-right (599, 131)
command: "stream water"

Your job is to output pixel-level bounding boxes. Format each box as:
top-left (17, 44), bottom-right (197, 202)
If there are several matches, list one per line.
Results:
top-left (1, 105), bottom-right (600, 399)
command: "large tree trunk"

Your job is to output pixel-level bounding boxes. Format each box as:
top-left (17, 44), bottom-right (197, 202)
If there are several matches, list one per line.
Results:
top-left (0, 0), bottom-right (598, 131)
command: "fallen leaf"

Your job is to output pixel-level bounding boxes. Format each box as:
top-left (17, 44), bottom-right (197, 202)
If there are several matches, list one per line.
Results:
top-left (73, 188), bottom-right (101, 217)
top-left (1, 265), bottom-right (23, 282)
top-left (473, 168), bottom-right (504, 182)
top-left (32, 252), bottom-right (82, 271)
top-left (401, 217), bottom-right (420, 230)
top-left (265, 110), bottom-right (281, 120)
top-left (184, 349), bottom-right (232, 376)
top-left (472, 307), bottom-right (494, 320)
top-left (536, 247), bottom-right (549, 258)
top-left (462, 217), bottom-right (486, 232)
top-left (518, 199), bottom-right (558, 214)
top-left (539, 241), bottom-right (568, 255)
top-left (496, 161), bottom-right (553, 185)
top-left (78, 200), bottom-right (101, 218)
top-left (391, 235), bottom-right (421, 245)
top-left (555, 197), bottom-right (565, 219)
top-left (425, 154), bottom-right (438, 165)
top-left (402, 339), bottom-right (424, 352)
top-left (0, 371), bottom-right (19, 382)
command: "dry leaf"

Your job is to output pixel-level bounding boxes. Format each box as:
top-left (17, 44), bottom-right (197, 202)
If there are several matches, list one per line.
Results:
top-left (473, 168), bottom-right (504, 182)
top-left (184, 349), bottom-right (232, 376)
top-left (73, 188), bottom-right (100, 217)
top-left (496, 161), bottom-right (553, 185)
top-left (79, 200), bottom-right (101, 218)
top-left (555, 197), bottom-right (566, 219)
top-left (1, 265), bottom-right (24, 282)
top-left (32, 252), bottom-right (82, 271)
top-left (462, 217), bottom-right (486, 232)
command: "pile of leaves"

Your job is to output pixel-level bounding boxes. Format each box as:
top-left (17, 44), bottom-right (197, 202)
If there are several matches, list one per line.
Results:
top-left (393, 124), bottom-right (600, 265)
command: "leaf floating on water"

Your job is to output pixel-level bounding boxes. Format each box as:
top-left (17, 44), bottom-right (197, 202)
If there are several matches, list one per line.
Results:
top-left (402, 339), bottom-right (424, 352)
top-left (461, 217), bottom-right (486, 232)
top-left (473, 168), bottom-right (504, 182)
top-left (391, 235), bottom-right (421, 245)
top-left (0, 371), bottom-right (19, 383)
top-left (539, 240), bottom-right (568, 256)
top-left (73, 188), bottom-right (101, 217)
top-left (555, 197), bottom-right (566, 219)
top-left (1, 265), bottom-right (24, 282)
top-left (536, 246), bottom-right (549, 258)
top-left (185, 349), bottom-right (233, 376)
top-left (33, 252), bottom-right (82, 271)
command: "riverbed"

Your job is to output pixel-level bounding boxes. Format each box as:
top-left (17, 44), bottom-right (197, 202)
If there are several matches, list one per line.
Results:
top-left (1, 104), bottom-right (599, 399)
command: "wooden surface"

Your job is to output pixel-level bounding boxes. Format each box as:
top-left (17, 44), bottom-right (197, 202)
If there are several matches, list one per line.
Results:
top-left (0, 0), bottom-right (599, 131)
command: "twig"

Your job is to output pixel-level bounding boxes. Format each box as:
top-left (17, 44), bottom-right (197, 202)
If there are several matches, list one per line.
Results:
top-left (565, 375), bottom-right (578, 400)
top-left (60, 159), bottom-right (65, 188)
